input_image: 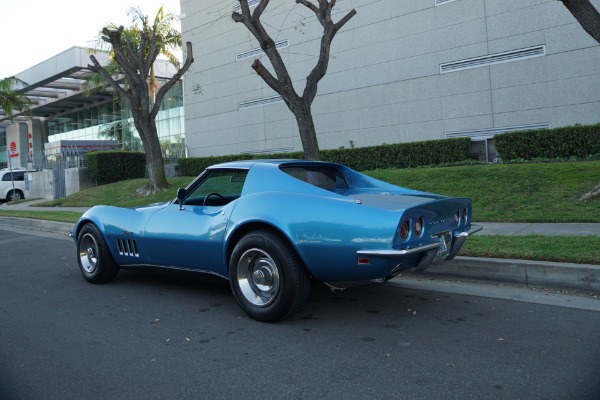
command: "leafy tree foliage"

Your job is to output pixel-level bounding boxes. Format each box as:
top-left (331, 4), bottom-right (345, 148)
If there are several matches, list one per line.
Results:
top-left (0, 76), bottom-right (32, 123)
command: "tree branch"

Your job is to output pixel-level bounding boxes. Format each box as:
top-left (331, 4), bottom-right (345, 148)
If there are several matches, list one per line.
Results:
top-left (152, 41), bottom-right (195, 118)
top-left (88, 55), bottom-right (130, 102)
top-left (232, 0), bottom-right (295, 89)
top-left (302, 3), bottom-right (356, 105)
top-left (559, 0), bottom-right (600, 44)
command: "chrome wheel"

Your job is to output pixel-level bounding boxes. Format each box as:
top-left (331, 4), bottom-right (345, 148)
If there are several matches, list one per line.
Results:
top-left (76, 223), bottom-right (119, 283)
top-left (236, 248), bottom-right (280, 307)
top-left (79, 233), bottom-right (99, 274)
top-left (229, 230), bottom-right (310, 321)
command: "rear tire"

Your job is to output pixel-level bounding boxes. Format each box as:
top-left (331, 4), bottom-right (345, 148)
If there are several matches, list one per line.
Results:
top-left (76, 224), bottom-right (119, 283)
top-left (229, 230), bottom-right (310, 322)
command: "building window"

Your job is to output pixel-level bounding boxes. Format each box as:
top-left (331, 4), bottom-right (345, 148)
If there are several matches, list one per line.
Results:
top-left (43, 81), bottom-right (185, 159)
top-left (440, 45), bottom-right (546, 73)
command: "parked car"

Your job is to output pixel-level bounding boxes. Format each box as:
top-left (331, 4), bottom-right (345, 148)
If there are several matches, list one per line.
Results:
top-left (0, 167), bottom-right (26, 202)
top-left (72, 160), bottom-right (481, 321)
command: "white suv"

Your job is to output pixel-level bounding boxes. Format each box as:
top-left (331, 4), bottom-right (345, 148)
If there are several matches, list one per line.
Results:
top-left (0, 168), bottom-right (27, 202)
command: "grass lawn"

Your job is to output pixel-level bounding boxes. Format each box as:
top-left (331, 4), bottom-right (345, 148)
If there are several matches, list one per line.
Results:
top-left (36, 176), bottom-right (193, 208)
top-left (367, 160), bottom-right (600, 222)
top-left (461, 235), bottom-right (600, 265)
top-left (0, 161), bottom-right (599, 264)
top-left (0, 210), bottom-right (82, 223)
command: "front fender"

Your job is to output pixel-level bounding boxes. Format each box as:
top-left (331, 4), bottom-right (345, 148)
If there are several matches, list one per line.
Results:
top-left (71, 204), bottom-right (166, 263)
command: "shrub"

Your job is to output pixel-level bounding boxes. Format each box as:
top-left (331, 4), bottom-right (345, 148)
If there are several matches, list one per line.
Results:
top-left (86, 151), bottom-right (146, 183)
top-left (495, 124), bottom-right (600, 161)
top-left (178, 138), bottom-right (471, 175)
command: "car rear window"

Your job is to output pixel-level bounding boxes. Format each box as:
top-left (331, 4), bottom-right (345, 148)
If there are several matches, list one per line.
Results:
top-left (280, 165), bottom-right (349, 192)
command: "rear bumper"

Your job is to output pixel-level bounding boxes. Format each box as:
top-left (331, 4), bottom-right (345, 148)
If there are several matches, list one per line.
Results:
top-left (356, 224), bottom-right (483, 275)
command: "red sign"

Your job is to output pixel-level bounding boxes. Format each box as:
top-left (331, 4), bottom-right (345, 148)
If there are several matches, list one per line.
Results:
top-left (9, 141), bottom-right (19, 158)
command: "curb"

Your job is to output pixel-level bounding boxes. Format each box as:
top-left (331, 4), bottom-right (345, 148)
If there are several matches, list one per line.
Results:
top-left (416, 256), bottom-right (600, 293)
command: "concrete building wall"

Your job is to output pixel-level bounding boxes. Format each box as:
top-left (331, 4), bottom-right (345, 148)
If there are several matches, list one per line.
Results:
top-left (180, 0), bottom-right (600, 157)
top-left (65, 167), bottom-right (95, 197)
top-left (28, 167), bottom-right (95, 200)
top-left (27, 170), bottom-right (54, 200)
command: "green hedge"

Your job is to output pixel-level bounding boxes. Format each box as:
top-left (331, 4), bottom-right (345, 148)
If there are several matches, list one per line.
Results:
top-left (495, 124), bottom-right (600, 161)
top-left (178, 138), bottom-right (471, 176)
top-left (86, 151), bottom-right (146, 183)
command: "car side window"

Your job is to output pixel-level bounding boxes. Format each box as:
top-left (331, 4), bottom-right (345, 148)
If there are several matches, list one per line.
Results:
top-left (184, 169), bottom-right (248, 206)
top-left (280, 165), bottom-right (349, 192)
top-left (2, 172), bottom-right (24, 181)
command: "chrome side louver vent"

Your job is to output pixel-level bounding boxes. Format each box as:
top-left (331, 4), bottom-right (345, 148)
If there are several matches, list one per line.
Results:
top-left (440, 45), bottom-right (546, 73)
top-left (117, 239), bottom-right (139, 257)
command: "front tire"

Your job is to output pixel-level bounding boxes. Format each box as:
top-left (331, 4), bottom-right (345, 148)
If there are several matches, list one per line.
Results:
top-left (76, 224), bottom-right (119, 283)
top-left (229, 230), bottom-right (310, 322)
top-left (7, 189), bottom-right (23, 202)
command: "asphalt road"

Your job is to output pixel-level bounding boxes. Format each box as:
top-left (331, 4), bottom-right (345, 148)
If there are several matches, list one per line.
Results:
top-left (1, 228), bottom-right (599, 400)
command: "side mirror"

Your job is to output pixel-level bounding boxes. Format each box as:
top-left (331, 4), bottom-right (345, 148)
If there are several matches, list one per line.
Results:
top-left (176, 188), bottom-right (186, 210)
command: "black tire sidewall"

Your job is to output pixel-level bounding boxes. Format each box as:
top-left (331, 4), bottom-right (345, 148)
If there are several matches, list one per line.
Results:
top-left (8, 190), bottom-right (23, 201)
top-left (229, 230), bottom-right (309, 322)
top-left (76, 224), bottom-right (118, 283)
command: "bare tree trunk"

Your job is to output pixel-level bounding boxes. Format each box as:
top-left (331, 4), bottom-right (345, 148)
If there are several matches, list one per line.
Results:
top-left (89, 27), bottom-right (194, 194)
top-left (560, 0), bottom-right (600, 44)
top-left (141, 134), bottom-right (168, 193)
top-left (293, 103), bottom-right (321, 161)
top-left (233, 0), bottom-right (356, 161)
top-left (135, 119), bottom-right (168, 193)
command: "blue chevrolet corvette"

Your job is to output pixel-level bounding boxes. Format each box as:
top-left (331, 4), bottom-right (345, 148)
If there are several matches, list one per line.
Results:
top-left (72, 160), bottom-right (481, 321)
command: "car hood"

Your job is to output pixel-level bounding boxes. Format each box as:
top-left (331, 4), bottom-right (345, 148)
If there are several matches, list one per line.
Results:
top-left (345, 190), bottom-right (445, 211)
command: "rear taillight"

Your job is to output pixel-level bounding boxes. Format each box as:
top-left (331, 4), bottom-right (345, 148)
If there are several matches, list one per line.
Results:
top-left (400, 219), bottom-right (410, 240)
top-left (414, 217), bottom-right (424, 237)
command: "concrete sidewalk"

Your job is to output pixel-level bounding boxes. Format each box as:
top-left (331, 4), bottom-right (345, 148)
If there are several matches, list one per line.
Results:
top-left (0, 199), bottom-right (90, 213)
top-left (1, 200), bottom-right (599, 294)
top-left (477, 222), bottom-right (600, 237)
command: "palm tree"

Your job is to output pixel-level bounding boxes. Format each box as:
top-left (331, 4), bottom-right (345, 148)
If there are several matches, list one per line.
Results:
top-left (86, 6), bottom-right (182, 104)
top-left (86, 6), bottom-right (194, 194)
top-left (0, 76), bottom-right (32, 122)
top-left (129, 6), bottom-right (182, 105)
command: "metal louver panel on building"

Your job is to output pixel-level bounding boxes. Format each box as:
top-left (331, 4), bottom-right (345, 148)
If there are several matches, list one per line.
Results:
top-left (435, 0), bottom-right (457, 5)
top-left (236, 40), bottom-right (289, 61)
top-left (233, 0), bottom-right (261, 13)
top-left (445, 123), bottom-right (551, 141)
top-left (440, 46), bottom-right (546, 73)
top-left (239, 95), bottom-right (283, 110)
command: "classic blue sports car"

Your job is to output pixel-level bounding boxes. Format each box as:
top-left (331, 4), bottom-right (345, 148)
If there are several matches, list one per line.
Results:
top-left (73, 160), bottom-right (481, 321)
